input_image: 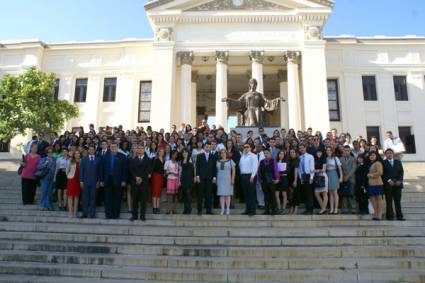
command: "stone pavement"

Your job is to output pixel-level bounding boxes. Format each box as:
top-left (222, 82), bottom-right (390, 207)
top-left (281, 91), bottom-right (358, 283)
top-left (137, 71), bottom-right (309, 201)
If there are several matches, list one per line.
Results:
top-left (0, 160), bottom-right (425, 282)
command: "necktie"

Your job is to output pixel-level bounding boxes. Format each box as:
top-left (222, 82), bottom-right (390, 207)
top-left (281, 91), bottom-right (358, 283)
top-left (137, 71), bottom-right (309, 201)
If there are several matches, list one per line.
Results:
top-left (206, 153), bottom-right (209, 162)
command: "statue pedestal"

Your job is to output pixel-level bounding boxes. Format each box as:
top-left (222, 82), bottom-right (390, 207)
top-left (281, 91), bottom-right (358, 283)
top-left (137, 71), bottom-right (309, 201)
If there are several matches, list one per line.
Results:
top-left (230, 127), bottom-right (277, 138)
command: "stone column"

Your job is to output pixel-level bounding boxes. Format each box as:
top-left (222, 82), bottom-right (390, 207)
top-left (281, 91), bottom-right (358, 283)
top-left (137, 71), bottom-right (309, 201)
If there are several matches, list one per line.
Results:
top-left (250, 51), bottom-right (264, 93)
top-left (178, 51), bottom-right (193, 125)
top-left (284, 51), bottom-right (302, 131)
top-left (215, 51), bottom-right (229, 130)
top-left (278, 70), bottom-right (289, 130)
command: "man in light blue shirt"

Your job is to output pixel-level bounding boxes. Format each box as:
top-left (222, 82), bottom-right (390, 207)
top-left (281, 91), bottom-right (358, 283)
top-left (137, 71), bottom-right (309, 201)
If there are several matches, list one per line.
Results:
top-left (298, 144), bottom-right (315, 215)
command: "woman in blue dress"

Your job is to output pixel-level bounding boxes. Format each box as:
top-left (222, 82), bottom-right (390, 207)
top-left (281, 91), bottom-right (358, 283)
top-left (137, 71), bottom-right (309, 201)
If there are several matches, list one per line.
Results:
top-left (216, 149), bottom-right (235, 215)
top-left (326, 147), bottom-right (343, 214)
top-left (37, 147), bottom-right (56, 211)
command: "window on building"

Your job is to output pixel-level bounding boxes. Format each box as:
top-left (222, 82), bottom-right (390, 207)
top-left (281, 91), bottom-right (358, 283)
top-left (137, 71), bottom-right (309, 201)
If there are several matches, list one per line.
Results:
top-left (0, 141), bottom-right (9, 152)
top-left (393, 76), bottom-right (408, 101)
top-left (53, 79), bottom-right (60, 100)
top-left (366, 126), bottom-right (381, 146)
top-left (74, 78), bottom-right (88, 103)
top-left (327, 79), bottom-right (340, 121)
top-left (399, 126), bottom-right (416, 154)
top-left (103, 77), bottom-right (117, 102)
top-left (138, 81), bottom-right (152, 123)
top-left (362, 75), bottom-right (377, 101)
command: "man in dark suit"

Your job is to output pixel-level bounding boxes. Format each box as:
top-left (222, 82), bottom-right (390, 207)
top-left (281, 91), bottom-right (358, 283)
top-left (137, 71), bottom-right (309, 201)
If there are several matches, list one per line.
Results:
top-left (100, 142), bottom-right (127, 219)
top-left (96, 140), bottom-right (110, 206)
top-left (383, 148), bottom-right (405, 221)
top-left (79, 145), bottom-right (101, 218)
top-left (36, 133), bottom-right (50, 158)
top-left (128, 144), bottom-right (151, 221)
top-left (195, 143), bottom-right (217, 215)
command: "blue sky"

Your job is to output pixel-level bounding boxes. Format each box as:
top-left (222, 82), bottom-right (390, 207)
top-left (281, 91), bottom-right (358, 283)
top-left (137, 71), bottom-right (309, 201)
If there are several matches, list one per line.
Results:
top-left (0, 0), bottom-right (424, 42)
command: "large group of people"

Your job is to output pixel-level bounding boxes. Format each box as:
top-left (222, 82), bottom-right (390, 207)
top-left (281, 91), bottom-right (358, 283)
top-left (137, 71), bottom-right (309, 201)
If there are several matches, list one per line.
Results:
top-left (19, 122), bottom-right (406, 221)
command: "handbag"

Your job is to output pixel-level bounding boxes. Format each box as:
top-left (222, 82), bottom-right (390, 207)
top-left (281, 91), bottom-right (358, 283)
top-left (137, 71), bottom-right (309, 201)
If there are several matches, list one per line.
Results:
top-left (17, 155), bottom-right (26, 175)
top-left (314, 174), bottom-right (326, 188)
top-left (35, 166), bottom-right (50, 179)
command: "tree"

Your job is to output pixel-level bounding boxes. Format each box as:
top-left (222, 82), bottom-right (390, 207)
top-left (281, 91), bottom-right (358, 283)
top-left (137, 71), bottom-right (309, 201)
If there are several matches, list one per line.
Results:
top-left (0, 67), bottom-right (79, 141)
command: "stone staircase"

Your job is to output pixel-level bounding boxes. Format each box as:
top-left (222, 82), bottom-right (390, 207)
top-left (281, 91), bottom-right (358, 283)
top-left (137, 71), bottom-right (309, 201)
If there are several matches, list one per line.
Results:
top-left (0, 160), bottom-right (425, 283)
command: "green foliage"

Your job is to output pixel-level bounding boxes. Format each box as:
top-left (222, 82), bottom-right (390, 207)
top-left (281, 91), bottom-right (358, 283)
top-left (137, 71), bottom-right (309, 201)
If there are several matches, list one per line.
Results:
top-left (0, 67), bottom-right (78, 141)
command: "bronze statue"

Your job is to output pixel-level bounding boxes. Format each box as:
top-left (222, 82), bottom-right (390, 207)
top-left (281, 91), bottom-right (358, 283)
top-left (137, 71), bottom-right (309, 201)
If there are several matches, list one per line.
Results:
top-left (222, 78), bottom-right (284, 127)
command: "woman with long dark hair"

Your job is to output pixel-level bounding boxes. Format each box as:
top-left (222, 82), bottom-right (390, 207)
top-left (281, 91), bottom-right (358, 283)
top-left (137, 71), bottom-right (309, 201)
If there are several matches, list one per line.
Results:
top-left (151, 148), bottom-right (165, 214)
top-left (180, 148), bottom-right (194, 214)
top-left (66, 150), bottom-right (81, 218)
top-left (287, 149), bottom-right (299, 215)
top-left (314, 149), bottom-right (328, 214)
top-left (367, 151), bottom-right (385, 220)
top-left (275, 151), bottom-right (288, 214)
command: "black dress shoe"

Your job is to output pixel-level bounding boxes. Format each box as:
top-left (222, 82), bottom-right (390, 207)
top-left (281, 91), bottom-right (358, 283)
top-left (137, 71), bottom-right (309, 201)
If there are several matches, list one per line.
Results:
top-left (397, 217), bottom-right (406, 221)
top-left (262, 211), bottom-right (270, 215)
top-left (206, 211), bottom-right (214, 215)
top-left (80, 214), bottom-right (88, 219)
top-left (241, 211), bottom-right (248, 215)
top-left (302, 211), bottom-right (313, 215)
top-left (140, 215), bottom-right (146, 221)
top-left (248, 213), bottom-right (255, 217)
top-left (197, 211), bottom-right (202, 216)
top-left (386, 217), bottom-right (395, 221)
top-left (129, 217), bottom-right (137, 221)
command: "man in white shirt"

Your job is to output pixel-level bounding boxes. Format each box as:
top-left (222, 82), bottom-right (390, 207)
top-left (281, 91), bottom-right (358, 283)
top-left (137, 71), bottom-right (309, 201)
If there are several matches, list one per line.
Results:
top-left (383, 131), bottom-right (405, 160)
top-left (24, 136), bottom-right (38, 154)
top-left (298, 144), bottom-right (315, 215)
top-left (239, 144), bottom-right (259, 216)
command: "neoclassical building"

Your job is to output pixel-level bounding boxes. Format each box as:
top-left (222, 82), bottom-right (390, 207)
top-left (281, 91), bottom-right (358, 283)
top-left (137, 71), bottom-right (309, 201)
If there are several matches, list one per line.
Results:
top-left (1, 0), bottom-right (425, 160)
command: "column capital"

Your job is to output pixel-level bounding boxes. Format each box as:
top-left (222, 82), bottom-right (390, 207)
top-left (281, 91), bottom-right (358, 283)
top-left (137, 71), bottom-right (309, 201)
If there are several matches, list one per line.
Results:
top-left (283, 51), bottom-right (301, 64)
top-left (216, 51), bottom-right (229, 64)
top-left (178, 51), bottom-right (194, 65)
top-left (250, 51), bottom-right (264, 64)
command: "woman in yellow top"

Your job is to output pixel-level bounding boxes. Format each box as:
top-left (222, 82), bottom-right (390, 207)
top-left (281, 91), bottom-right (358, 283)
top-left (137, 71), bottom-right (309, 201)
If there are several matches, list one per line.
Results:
top-left (367, 151), bottom-right (384, 220)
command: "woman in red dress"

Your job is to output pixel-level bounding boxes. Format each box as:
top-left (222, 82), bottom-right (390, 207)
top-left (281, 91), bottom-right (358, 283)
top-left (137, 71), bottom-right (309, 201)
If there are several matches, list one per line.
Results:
top-left (66, 150), bottom-right (81, 218)
top-left (151, 148), bottom-right (165, 214)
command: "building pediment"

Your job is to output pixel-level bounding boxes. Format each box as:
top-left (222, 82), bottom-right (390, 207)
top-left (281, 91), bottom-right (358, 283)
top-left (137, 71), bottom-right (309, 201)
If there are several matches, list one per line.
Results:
top-left (146, 0), bottom-right (334, 42)
top-left (145, 0), bottom-right (333, 25)
top-left (145, 0), bottom-right (334, 11)
top-left (185, 0), bottom-right (289, 11)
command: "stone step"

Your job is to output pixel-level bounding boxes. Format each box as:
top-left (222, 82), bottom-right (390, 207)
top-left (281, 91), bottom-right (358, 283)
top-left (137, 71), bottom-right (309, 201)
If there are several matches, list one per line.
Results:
top-left (2, 214), bottom-right (424, 228)
top-left (1, 250), bottom-right (425, 271)
top-left (1, 231), bottom-right (424, 247)
top-left (0, 275), bottom-right (189, 283)
top-left (1, 204), bottom-right (425, 215)
top-left (0, 261), bottom-right (424, 282)
top-left (2, 221), bottom-right (425, 238)
top-left (2, 239), bottom-right (425, 258)
top-left (2, 208), bottom-right (424, 220)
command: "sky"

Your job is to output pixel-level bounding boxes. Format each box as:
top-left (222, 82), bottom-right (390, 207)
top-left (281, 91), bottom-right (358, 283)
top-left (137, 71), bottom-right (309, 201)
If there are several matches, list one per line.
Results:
top-left (0, 0), bottom-right (424, 42)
